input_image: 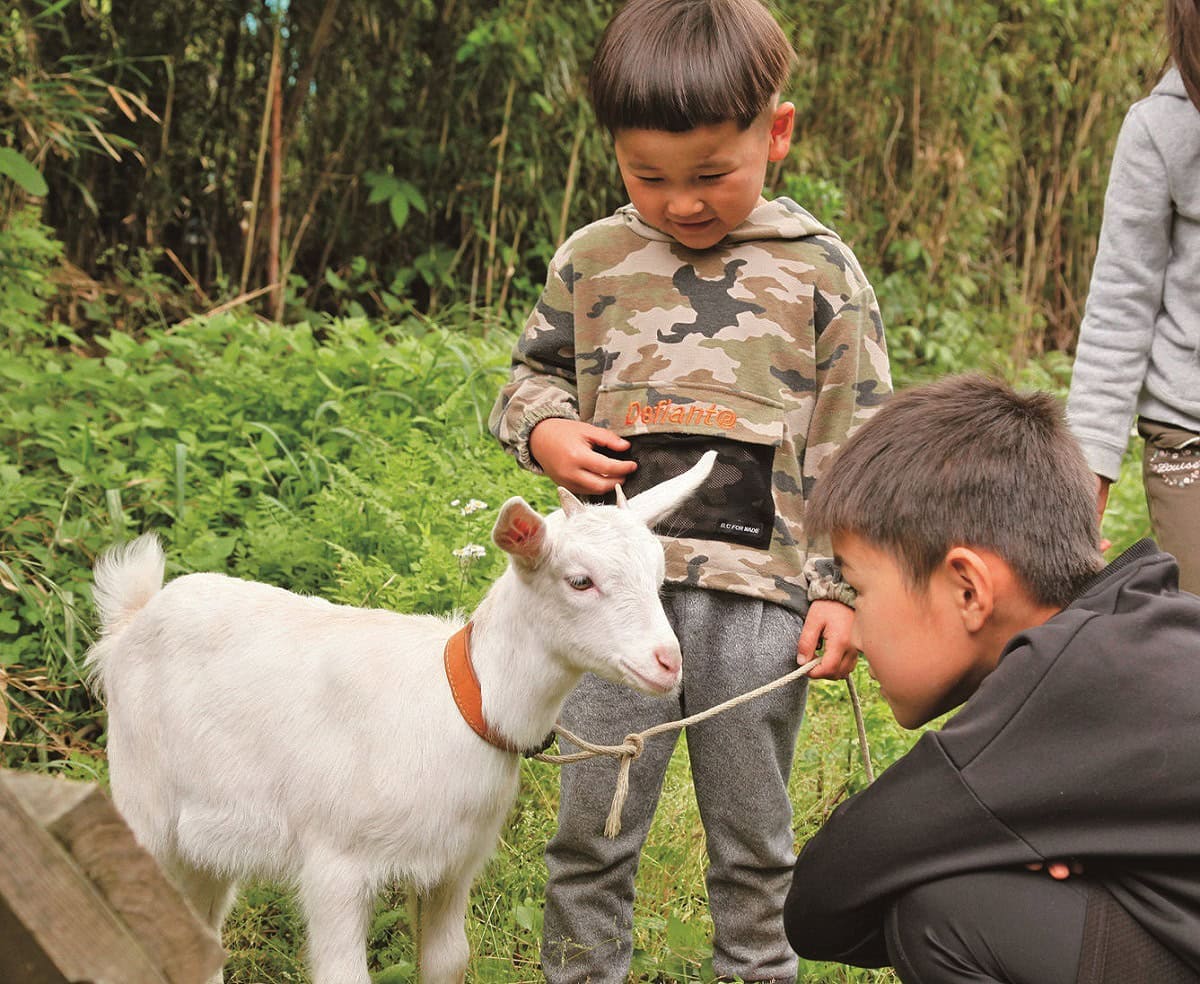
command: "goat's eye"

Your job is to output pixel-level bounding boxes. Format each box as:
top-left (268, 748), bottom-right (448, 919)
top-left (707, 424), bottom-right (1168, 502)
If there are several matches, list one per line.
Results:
top-left (566, 574), bottom-right (593, 591)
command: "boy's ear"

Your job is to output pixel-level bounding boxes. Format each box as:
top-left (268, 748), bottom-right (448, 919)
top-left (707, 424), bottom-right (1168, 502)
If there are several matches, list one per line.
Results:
top-left (768, 101), bottom-right (795, 161)
top-left (942, 546), bottom-right (996, 633)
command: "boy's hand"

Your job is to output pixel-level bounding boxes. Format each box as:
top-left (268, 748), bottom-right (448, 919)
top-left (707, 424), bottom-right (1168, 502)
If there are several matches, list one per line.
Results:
top-left (798, 599), bottom-right (859, 680)
top-left (1026, 860), bottom-right (1083, 880)
top-left (529, 418), bottom-right (637, 495)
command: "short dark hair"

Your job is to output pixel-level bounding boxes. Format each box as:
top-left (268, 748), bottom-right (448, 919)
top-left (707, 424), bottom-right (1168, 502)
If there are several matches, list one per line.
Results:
top-left (588, 0), bottom-right (796, 132)
top-left (809, 374), bottom-right (1104, 608)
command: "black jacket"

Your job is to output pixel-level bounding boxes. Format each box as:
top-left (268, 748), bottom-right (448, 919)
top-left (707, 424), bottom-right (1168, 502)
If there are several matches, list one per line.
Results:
top-left (785, 540), bottom-right (1200, 970)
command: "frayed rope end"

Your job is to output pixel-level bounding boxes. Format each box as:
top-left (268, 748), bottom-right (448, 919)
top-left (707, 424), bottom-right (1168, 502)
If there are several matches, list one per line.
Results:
top-left (602, 733), bottom-right (643, 838)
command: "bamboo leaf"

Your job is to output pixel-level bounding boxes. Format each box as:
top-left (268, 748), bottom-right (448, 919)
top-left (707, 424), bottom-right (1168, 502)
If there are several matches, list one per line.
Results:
top-left (107, 84), bottom-right (137, 121)
top-left (83, 116), bottom-right (122, 161)
top-left (0, 148), bottom-right (48, 196)
top-left (31, 0), bottom-right (73, 20)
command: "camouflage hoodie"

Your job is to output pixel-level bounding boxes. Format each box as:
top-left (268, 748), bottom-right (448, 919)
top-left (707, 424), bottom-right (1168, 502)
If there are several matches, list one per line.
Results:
top-left (489, 197), bottom-right (891, 613)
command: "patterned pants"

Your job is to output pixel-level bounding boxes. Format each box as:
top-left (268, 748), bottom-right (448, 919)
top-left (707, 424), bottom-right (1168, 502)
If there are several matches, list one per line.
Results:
top-left (1138, 418), bottom-right (1200, 595)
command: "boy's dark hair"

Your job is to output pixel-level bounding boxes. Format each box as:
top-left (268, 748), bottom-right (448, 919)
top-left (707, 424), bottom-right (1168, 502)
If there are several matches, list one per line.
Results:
top-left (809, 374), bottom-right (1104, 609)
top-left (588, 0), bottom-right (796, 132)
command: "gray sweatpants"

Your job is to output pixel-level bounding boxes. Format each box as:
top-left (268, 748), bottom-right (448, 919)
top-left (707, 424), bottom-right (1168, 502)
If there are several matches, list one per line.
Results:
top-left (541, 587), bottom-right (808, 983)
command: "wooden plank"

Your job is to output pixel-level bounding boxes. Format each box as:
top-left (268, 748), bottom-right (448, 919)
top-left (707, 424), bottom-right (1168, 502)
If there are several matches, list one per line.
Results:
top-left (0, 771), bottom-right (169, 983)
top-left (0, 891), bottom-right (71, 984)
top-left (3, 771), bottom-right (226, 984)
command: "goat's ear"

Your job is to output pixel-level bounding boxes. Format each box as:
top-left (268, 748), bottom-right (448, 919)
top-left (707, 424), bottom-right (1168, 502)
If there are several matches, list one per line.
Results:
top-left (626, 449), bottom-right (718, 528)
top-left (557, 487), bottom-right (585, 518)
top-left (493, 497), bottom-right (547, 564)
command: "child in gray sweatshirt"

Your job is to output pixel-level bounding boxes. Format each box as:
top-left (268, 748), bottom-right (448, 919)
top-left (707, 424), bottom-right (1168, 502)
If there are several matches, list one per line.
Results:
top-left (1067, 0), bottom-right (1200, 593)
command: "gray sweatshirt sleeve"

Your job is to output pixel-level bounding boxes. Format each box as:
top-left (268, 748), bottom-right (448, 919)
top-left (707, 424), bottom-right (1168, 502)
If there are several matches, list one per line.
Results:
top-left (1066, 105), bottom-right (1173, 481)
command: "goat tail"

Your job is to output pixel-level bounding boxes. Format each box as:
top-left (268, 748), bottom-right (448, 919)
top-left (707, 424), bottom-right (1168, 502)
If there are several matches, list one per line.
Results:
top-left (85, 533), bottom-right (165, 696)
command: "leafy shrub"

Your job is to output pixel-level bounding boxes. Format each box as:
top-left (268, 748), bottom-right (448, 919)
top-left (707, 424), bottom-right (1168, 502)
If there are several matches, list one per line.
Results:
top-left (0, 311), bottom-right (552, 768)
top-left (0, 207), bottom-right (65, 348)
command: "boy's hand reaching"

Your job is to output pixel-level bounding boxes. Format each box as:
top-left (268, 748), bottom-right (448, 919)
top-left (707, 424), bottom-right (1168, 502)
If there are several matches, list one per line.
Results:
top-left (1026, 860), bottom-right (1083, 880)
top-left (799, 599), bottom-right (859, 680)
top-left (529, 418), bottom-right (638, 495)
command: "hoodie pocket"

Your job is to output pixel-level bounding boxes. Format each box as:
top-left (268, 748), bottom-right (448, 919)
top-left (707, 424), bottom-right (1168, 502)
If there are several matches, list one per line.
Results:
top-left (593, 384), bottom-right (783, 549)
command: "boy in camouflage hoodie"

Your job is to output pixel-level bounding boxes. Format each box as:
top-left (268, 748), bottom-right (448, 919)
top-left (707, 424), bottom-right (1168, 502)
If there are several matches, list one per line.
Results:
top-left (489, 1), bottom-right (891, 980)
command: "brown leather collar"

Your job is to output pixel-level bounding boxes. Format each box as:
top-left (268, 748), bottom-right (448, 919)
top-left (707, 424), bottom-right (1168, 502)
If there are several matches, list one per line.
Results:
top-left (444, 622), bottom-right (519, 754)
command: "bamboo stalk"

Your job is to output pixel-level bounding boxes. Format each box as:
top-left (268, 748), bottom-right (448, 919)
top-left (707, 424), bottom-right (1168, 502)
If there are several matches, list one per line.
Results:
top-left (484, 0), bottom-right (535, 309)
top-left (281, 0), bottom-right (341, 158)
top-left (556, 110), bottom-right (586, 248)
top-left (1015, 163), bottom-right (1041, 362)
top-left (240, 29), bottom-right (280, 296)
top-left (147, 58), bottom-right (177, 247)
top-left (307, 174), bottom-right (358, 309)
top-left (496, 211), bottom-right (527, 314)
top-left (429, 227), bottom-right (475, 315)
top-left (279, 139), bottom-right (345, 292)
top-left (1021, 59), bottom-right (1105, 358)
top-left (171, 285), bottom-right (276, 329)
top-left (468, 233), bottom-right (481, 316)
top-left (165, 248), bottom-right (211, 306)
top-left (485, 75), bottom-right (519, 310)
top-left (268, 26), bottom-right (284, 322)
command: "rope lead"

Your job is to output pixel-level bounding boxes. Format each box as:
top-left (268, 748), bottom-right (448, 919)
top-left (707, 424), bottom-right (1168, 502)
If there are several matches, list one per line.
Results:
top-left (535, 658), bottom-right (875, 837)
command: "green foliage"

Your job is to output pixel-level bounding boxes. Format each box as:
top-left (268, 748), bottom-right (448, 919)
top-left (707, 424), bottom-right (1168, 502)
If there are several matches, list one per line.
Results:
top-left (773, 0), bottom-right (1164, 375)
top-left (365, 171), bottom-right (429, 233)
top-left (1, 0), bottom-right (160, 230)
top-left (0, 146), bottom-right (48, 196)
top-left (1099, 440), bottom-right (1153, 558)
top-left (0, 206), bottom-right (64, 346)
top-left (0, 310), bottom-right (553, 768)
top-left (4, 0), bottom-right (1164, 365)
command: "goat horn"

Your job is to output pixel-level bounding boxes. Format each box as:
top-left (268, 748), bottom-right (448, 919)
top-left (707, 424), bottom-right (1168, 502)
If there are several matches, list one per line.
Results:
top-left (557, 487), bottom-right (584, 517)
top-left (614, 483), bottom-right (628, 509)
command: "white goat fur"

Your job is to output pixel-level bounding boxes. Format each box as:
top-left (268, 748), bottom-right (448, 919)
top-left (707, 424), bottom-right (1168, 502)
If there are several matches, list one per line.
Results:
top-left (85, 451), bottom-right (715, 984)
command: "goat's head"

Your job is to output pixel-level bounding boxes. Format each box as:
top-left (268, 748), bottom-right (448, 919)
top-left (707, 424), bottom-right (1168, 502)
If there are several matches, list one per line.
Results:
top-left (491, 450), bottom-right (717, 694)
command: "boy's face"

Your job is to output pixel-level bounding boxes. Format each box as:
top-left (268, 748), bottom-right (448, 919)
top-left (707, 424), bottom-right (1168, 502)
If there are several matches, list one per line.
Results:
top-left (835, 532), bottom-right (1000, 729)
top-left (613, 102), bottom-right (795, 250)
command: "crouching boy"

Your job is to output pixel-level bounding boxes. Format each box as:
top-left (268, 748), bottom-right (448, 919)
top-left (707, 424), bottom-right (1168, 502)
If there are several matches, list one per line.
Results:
top-left (784, 373), bottom-right (1200, 983)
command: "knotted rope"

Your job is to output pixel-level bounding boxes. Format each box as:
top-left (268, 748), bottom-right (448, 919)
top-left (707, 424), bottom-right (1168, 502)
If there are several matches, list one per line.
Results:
top-left (533, 659), bottom-right (875, 837)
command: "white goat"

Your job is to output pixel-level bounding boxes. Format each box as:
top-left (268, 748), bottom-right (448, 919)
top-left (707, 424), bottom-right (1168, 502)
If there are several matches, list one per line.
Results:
top-left (85, 451), bottom-right (715, 984)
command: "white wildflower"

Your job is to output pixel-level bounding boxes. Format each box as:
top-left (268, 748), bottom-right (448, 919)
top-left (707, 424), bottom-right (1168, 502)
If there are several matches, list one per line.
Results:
top-left (460, 498), bottom-right (488, 516)
top-left (453, 543), bottom-right (487, 566)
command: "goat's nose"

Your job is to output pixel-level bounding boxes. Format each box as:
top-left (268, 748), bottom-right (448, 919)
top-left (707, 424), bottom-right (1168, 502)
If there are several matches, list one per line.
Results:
top-left (655, 645), bottom-right (682, 674)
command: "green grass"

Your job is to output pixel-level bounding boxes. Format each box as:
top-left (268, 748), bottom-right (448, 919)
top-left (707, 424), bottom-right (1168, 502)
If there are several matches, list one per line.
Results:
top-left (1, 310), bottom-right (1150, 982)
top-left (212, 676), bottom-right (903, 984)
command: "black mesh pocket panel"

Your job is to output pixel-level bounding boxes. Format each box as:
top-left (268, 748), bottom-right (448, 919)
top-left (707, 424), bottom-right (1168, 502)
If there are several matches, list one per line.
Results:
top-left (601, 434), bottom-right (776, 549)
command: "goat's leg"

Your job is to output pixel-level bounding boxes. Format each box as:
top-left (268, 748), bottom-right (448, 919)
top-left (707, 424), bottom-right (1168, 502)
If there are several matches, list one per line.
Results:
top-left (416, 872), bottom-right (472, 984)
top-left (165, 858), bottom-right (236, 984)
top-left (299, 854), bottom-right (375, 984)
